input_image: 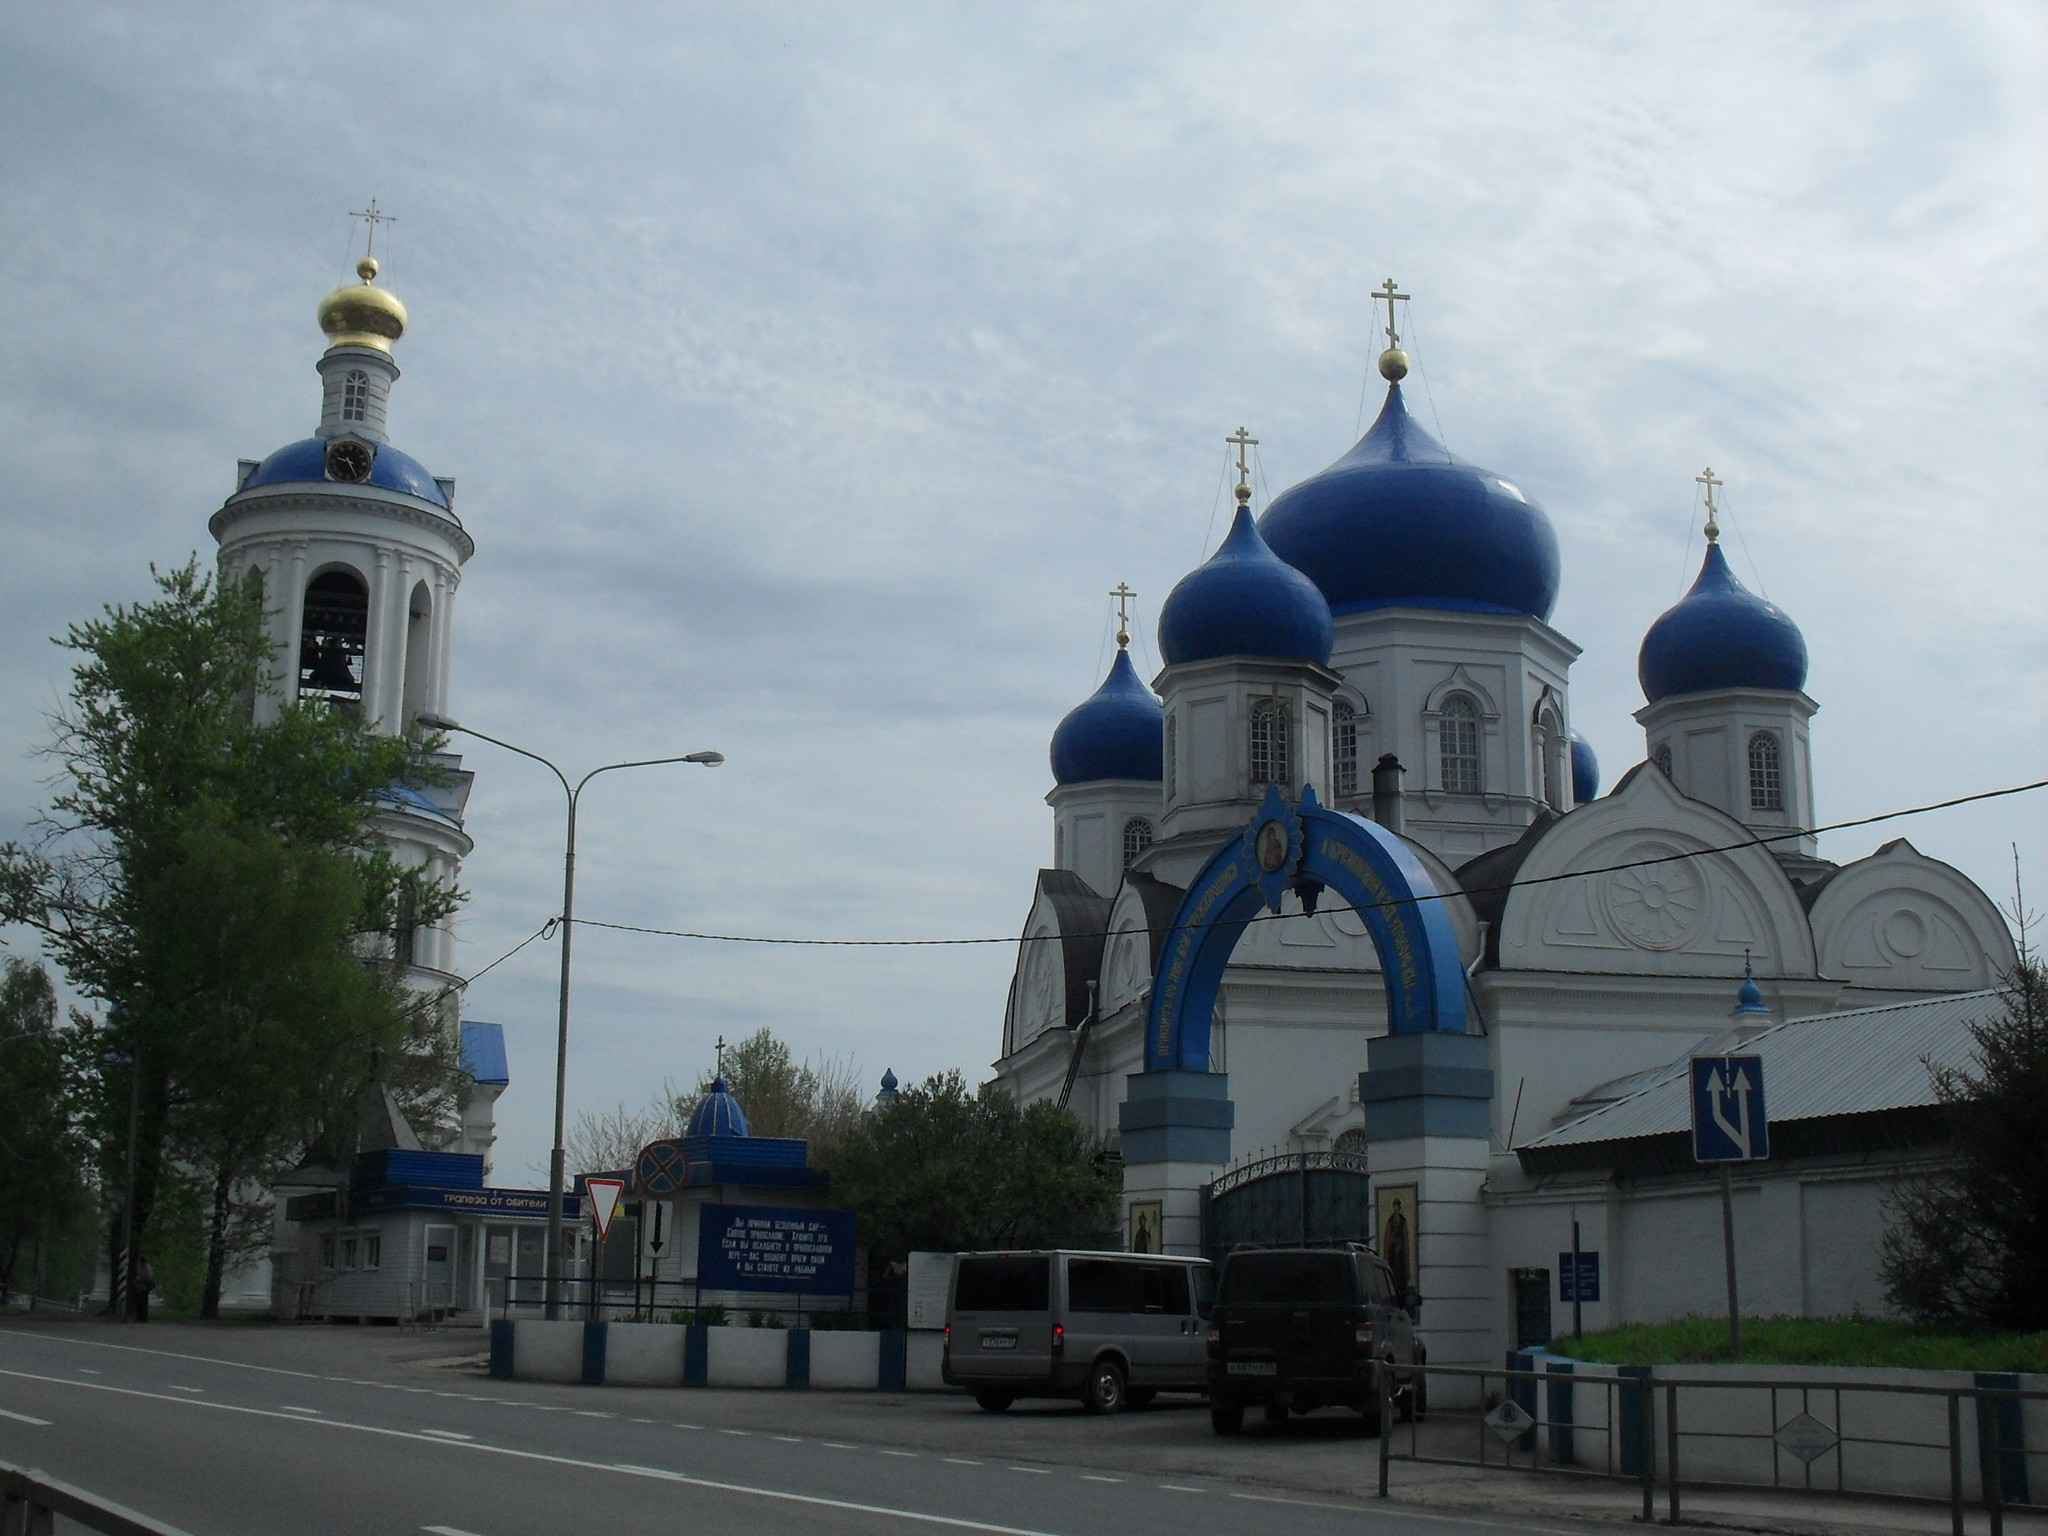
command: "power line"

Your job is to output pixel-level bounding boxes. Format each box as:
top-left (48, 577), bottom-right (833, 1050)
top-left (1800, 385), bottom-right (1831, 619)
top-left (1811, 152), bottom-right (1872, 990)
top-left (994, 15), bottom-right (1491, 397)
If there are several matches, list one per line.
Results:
top-left (564, 776), bottom-right (2048, 950)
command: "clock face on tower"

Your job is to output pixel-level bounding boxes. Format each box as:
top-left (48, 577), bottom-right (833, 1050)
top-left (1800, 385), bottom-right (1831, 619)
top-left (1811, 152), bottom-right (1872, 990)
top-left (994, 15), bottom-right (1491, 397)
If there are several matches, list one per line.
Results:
top-left (324, 438), bottom-right (374, 483)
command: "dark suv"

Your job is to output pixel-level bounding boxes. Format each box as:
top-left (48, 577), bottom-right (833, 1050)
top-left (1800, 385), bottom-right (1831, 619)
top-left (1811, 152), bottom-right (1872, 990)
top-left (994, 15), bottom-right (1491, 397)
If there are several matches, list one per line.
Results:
top-left (1205, 1244), bottom-right (1425, 1434)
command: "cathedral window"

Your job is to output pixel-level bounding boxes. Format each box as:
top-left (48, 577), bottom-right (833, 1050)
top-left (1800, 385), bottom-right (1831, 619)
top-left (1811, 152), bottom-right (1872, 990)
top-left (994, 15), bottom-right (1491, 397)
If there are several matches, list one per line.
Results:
top-left (298, 569), bottom-right (369, 707)
top-left (1653, 743), bottom-right (1673, 780)
top-left (1439, 693), bottom-right (1480, 794)
top-left (1164, 714), bottom-right (1177, 800)
top-left (1249, 698), bottom-right (1289, 788)
top-left (341, 369), bottom-right (370, 422)
top-left (1332, 699), bottom-right (1359, 799)
top-left (1748, 731), bottom-right (1784, 811)
top-left (1122, 817), bottom-right (1154, 869)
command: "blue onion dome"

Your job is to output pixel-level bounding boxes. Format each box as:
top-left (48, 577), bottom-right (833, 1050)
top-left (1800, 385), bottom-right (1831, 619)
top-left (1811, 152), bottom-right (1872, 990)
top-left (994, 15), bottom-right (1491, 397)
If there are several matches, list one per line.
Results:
top-left (1569, 731), bottom-right (1599, 805)
top-left (877, 1068), bottom-right (900, 1099)
top-left (1638, 543), bottom-right (1807, 704)
top-left (686, 1075), bottom-right (749, 1138)
top-left (1157, 503), bottom-right (1334, 666)
top-left (1732, 963), bottom-right (1769, 1016)
top-left (1258, 385), bottom-right (1562, 621)
top-left (1050, 649), bottom-right (1164, 785)
top-left (240, 435), bottom-right (450, 508)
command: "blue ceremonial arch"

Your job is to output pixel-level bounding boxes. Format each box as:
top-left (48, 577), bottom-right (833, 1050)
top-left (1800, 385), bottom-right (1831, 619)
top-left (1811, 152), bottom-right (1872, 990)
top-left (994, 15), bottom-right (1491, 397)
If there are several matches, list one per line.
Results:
top-left (1144, 784), bottom-right (1468, 1072)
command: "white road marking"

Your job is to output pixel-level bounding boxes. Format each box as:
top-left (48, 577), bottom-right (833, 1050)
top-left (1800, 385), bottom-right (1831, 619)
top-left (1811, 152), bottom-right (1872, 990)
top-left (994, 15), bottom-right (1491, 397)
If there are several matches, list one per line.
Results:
top-left (420, 1429), bottom-right (475, 1441)
top-left (423, 1526), bottom-right (485, 1535)
top-left (1079, 1474), bottom-right (1122, 1483)
top-left (0, 1370), bottom-right (1067, 1536)
top-left (943, 1457), bottom-right (982, 1466)
top-left (672, 1422), bottom-right (702, 1430)
top-left (880, 1448), bottom-right (917, 1458)
top-left (772, 1434), bottom-right (801, 1442)
top-left (1159, 1484), bottom-right (1205, 1493)
top-left (0, 1408), bottom-right (51, 1426)
top-left (281, 1405), bottom-right (321, 1414)
top-left (77, 1368), bottom-right (101, 1375)
top-left (720, 1428), bottom-right (751, 1436)
top-left (1007, 1466), bottom-right (1051, 1475)
top-left (823, 1442), bottom-right (856, 1450)
top-left (169, 1386), bottom-right (204, 1394)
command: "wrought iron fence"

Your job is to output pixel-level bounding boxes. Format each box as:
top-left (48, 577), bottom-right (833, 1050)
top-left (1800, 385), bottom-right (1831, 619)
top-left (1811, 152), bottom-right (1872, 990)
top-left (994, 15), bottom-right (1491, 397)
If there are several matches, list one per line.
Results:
top-left (1375, 1360), bottom-right (2044, 1536)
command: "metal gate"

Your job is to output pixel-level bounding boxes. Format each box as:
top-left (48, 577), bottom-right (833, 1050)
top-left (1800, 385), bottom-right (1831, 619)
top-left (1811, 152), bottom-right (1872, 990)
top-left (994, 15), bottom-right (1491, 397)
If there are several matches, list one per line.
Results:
top-left (1200, 1150), bottom-right (1374, 1264)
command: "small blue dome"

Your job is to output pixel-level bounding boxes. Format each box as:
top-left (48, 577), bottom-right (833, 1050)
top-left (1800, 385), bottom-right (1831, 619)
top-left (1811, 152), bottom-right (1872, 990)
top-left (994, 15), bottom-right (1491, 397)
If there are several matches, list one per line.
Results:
top-left (686, 1076), bottom-right (749, 1138)
top-left (1731, 964), bottom-right (1769, 1016)
top-left (1158, 504), bottom-right (1334, 666)
top-left (1569, 732), bottom-right (1599, 805)
top-left (1050, 649), bottom-right (1163, 785)
top-left (241, 435), bottom-right (449, 509)
top-left (878, 1068), bottom-right (899, 1098)
top-left (1638, 544), bottom-right (1807, 704)
top-left (1259, 385), bottom-right (1561, 621)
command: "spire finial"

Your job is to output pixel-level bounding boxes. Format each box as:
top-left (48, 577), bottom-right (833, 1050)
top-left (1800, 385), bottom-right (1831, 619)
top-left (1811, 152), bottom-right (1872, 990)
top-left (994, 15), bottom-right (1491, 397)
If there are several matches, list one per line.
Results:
top-left (1374, 276), bottom-right (1411, 381)
top-left (714, 1033), bottom-right (727, 1078)
top-left (1226, 426), bottom-right (1258, 506)
top-left (1696, 467), bottom-right (1724, 545)
top-left (350, 198), bottom-right (397, 260)
top-left (1109, 581), bottom-right (1137, 650)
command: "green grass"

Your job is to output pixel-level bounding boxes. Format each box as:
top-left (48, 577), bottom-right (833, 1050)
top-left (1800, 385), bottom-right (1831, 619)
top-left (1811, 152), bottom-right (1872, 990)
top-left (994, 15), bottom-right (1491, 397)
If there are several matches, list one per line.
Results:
top-left (1555, 1315), bottom-right (2048, 1373)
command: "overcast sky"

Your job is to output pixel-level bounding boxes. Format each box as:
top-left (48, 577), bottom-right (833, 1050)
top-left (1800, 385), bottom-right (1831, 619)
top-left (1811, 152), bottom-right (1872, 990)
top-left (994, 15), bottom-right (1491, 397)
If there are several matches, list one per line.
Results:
top-left (3, 2), bottom-right (2042, 1185)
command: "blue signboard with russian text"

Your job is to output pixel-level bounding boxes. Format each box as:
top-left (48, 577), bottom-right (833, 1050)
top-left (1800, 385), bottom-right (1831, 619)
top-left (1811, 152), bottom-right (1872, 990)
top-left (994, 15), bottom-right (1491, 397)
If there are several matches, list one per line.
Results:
top-left (696, 1203), bottom-right (857, 1295)
top-left (1557, 1251), bottom-right (1601, 1303)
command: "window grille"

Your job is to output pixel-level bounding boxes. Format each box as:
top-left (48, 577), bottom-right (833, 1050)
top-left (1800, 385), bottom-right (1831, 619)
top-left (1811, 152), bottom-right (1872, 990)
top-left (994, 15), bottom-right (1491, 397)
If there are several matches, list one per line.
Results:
top-left (1164, 714), bottom-right (1177, 800)
top-left (1333, 700), bottom-right (1359, 798)
top-left (1653, 743), bottom-right (1673, 780)
top-left (1439, 694), bottom-right (1480, 794)
top-left (1748, 731), bottom-right (1784, 811)
top-left (1122, 817), bottom-right (1154, 869)
top-left (341, 369), bottom-right (370, 422)
top-left (1249, 698), bottom-right (1289, 787)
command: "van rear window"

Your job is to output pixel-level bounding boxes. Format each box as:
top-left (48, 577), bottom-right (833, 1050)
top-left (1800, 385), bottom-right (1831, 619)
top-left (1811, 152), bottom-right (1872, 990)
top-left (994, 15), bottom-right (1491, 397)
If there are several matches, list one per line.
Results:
top-left (1220, 1252), bottom-right (1353, 1305)
top-left (955, 1256), bottom-right (1050, 1312)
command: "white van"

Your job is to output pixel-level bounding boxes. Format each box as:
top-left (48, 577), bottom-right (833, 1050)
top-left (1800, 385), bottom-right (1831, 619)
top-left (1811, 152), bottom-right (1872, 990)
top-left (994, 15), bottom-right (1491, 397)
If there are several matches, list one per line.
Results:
top-left (941, 1249), bottom-right (1214, 1413)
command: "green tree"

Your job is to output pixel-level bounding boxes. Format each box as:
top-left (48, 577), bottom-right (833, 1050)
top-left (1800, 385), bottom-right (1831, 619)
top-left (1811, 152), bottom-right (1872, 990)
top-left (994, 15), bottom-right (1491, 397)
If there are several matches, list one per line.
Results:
top-left (1881, 958), bottom-right (2048, 1329)
top-left (1, 560), bottom-right (459, 1319)
top-left (0, 959), bottom-right (91, 1301)
top-left (829, 1070), bottom-right (1120, 1267)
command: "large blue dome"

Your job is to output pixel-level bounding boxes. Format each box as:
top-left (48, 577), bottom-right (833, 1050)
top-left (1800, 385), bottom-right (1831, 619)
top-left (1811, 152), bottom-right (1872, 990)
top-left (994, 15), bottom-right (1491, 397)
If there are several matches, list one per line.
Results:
top-left (1158, 504), bottom-right (1334, 666)
top-left (1569, 731), bottom-right (1599, 805)
top-left (1258, 386), bottom-right (1561, 621)
top-left (1638, 543), bottom-right (1807, 704)
top-left (686, 1076), bottom-right (749, 1138)
top-left (1050, 649), bottom-right (1163, 785)
top-left (241, 435), bottom-right (449, 509)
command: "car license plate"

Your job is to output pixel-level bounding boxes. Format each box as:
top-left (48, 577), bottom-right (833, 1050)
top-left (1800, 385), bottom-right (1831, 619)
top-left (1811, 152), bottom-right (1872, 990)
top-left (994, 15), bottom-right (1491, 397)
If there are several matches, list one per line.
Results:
top-left (1226, 1360), bottom-right (1277, 1375)
top-left (980, 1333), bottom-right (1017, 1350)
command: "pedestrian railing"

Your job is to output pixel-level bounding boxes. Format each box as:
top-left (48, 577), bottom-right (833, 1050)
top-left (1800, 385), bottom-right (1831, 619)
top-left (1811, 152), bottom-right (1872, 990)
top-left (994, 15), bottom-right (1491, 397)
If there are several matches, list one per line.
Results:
top-left (1376, 1361), bottom-right (2044, 1535)
top-left (1, 1460), bottom-right (193, 1536)
top-left (489, 1274), bottom-right (886, 1330)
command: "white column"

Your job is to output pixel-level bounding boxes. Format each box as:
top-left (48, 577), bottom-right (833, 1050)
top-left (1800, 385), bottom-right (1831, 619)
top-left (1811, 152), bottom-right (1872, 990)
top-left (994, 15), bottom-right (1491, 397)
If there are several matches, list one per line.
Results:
top-left (432, 571), bottom-right (458, 717)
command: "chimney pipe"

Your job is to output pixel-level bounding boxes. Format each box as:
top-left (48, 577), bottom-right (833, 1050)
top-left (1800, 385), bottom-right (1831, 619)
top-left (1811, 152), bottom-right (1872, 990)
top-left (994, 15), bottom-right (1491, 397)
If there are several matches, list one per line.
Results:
top-left (1371, 753), bottom-right (1405, 835)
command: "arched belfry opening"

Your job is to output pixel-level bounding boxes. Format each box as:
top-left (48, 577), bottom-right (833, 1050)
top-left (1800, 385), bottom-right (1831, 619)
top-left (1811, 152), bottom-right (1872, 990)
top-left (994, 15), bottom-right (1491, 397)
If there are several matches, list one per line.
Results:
top-left (298, 569), bottom-right (369, 707)
top-left (402, 579), bottom-right (434, 729)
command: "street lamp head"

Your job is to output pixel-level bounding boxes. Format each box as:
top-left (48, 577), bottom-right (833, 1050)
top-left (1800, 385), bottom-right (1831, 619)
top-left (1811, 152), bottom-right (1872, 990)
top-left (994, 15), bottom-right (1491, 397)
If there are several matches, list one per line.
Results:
top-left (685, 751), bottom-right (725, 766)
top-left (416, 711), bottom-right (462, 732)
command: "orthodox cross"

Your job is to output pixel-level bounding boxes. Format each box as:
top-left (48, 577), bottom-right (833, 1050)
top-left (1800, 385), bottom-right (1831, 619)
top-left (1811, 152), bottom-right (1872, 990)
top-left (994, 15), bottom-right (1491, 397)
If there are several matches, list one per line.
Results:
top-left (1374, 277), bottom-right (1409, 349)
top-left (1696, 466), bottom-right (1724, 544)
top-left (349, 198), bottom-right (397, 256)
top-left (1226, 426), bottom-right (1258, 504)
top-left (714, 1033), bottom-right (727, 1078)
top-left (1109, 581), bottom-right (1137, 650)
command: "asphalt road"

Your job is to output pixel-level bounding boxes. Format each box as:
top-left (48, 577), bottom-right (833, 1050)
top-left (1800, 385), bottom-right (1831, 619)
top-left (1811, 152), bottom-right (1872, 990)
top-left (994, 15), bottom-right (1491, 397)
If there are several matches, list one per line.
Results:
top-left (0, 1322), bottom-right (1597, 1536)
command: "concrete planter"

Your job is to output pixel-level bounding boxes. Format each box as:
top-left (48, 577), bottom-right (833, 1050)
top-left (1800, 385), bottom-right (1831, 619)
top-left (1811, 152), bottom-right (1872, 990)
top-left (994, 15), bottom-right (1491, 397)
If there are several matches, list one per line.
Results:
top-left (706, 1325), bottom-right (789, 1388)
top-left (808, 1331), bottom-right (881, 1390)
top-left (604, 1322), bottom-right (687, 1387)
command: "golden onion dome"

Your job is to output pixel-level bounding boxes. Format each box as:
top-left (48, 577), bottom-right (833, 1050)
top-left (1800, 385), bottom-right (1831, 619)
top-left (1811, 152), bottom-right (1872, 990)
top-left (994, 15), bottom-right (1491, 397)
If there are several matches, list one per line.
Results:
top-left (316, 255), bottom-right (408, 352)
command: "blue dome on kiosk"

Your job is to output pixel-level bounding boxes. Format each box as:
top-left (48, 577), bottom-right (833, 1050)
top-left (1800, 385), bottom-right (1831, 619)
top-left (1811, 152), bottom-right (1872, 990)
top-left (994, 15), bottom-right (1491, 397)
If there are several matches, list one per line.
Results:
top-left (1258, 385), bottom-right (1561, 621)
top-left (686, 1076), bottom-right (749, 1138)
top-left (1050, 649), bottom-right (1163, 785)
top-left (1638, 543), bottom-right (1808, 704)
top-left (1158, 504), bottom-right (1334, 666)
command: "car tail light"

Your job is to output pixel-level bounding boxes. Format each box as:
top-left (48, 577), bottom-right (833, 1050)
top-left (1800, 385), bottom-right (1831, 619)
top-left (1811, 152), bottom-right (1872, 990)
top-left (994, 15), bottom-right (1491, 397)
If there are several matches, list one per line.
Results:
top-left (943, 1325), bottom-right (950, 1360)
top-left (1355, 1324), bottom-right (1374, 1350)
top-left (1205, 1326), bottom-right (1220, 1356)
top-left (1052, 1323), bottom-right (1065, 1357)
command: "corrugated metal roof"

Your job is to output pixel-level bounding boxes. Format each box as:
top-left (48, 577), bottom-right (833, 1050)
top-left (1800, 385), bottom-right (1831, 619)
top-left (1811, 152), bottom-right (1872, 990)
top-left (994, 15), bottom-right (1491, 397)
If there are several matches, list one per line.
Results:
top-left (1522, 990), bottom-right (2000, 1152)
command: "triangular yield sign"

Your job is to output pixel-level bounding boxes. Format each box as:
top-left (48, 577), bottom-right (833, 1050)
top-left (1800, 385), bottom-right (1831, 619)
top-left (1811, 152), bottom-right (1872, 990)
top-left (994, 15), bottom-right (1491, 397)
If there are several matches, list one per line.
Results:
top-left (585, 1178), bottom-right (626, 1242)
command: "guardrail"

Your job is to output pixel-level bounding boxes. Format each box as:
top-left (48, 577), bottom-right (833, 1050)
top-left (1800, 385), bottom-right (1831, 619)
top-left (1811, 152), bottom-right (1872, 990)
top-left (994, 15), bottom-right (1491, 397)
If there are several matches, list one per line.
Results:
top-left (1374, 1360), bottom-right (2044, 1536)
top-left (1, 1460), bottom-right (193, 1536)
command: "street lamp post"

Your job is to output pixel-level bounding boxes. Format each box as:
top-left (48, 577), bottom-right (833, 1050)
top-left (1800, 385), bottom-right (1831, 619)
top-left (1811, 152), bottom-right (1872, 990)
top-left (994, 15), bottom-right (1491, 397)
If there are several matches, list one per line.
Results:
top-left (419, 712), bottom-right (722, 1319)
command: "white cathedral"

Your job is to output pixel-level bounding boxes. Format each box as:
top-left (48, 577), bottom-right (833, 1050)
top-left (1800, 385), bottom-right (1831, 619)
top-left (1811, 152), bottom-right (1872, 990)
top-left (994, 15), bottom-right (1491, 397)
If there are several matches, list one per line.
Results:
top-left (993, 306), bottom-right (2017, 1368)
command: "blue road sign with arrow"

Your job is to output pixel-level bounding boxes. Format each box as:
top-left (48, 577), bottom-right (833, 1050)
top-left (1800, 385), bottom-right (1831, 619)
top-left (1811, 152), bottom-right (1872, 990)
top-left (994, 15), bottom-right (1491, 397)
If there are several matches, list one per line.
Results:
top-left (1690, 1054), bottom-right (1769, 1162)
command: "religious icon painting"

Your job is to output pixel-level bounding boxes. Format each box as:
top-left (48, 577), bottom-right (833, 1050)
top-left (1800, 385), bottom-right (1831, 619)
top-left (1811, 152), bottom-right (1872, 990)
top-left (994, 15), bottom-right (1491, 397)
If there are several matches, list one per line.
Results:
top-left (1127, 1201), bottom-right (1163, 1255)
top-left (1376, 1183), bottom-right (1418, 1298)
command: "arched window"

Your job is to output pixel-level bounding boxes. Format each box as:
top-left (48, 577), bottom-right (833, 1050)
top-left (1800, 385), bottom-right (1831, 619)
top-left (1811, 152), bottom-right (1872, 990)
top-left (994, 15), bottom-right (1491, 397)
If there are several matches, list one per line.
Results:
top-left (1537, 711), bottom-right (1563, 809)
top-left (1333, 1128), bottom-right (1369, 1162)
top-left (1332, 699), bottom-right (1359, 799)
top-left (341, 369), bottom-right (370, 423)
top-left (1164, 713), bottom-right (1178, 800)
top-left (1122, 817), bottom-right (1154, 869)
top-left (1054, 824), bottom-right (1065, 868)
top-left (1438, 694), bottom-right (1480, 794)
top-left (298, 569), bottom-right (369, 706)
top-left (1249, 698), bottom-right (1289, 787)
top-left (1653, 742), bottom-right (1673, 780)
top-left (1748, 731), bottom-right (1784, 811)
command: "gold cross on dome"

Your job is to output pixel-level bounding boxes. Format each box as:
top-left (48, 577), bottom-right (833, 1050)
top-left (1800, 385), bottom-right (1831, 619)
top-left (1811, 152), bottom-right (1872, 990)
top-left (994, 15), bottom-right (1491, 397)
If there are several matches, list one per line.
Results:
top-left (1226, 426), bottom-right (1258, 504)
top-left (1374, 277), bottom-right (1409, 349)
top-left (1696, 466), bottom-right (1724, 544)
top-left (349, 198), bottom-right (397, 255)
top-left (1110, 582), bottom-right (1137, 650)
